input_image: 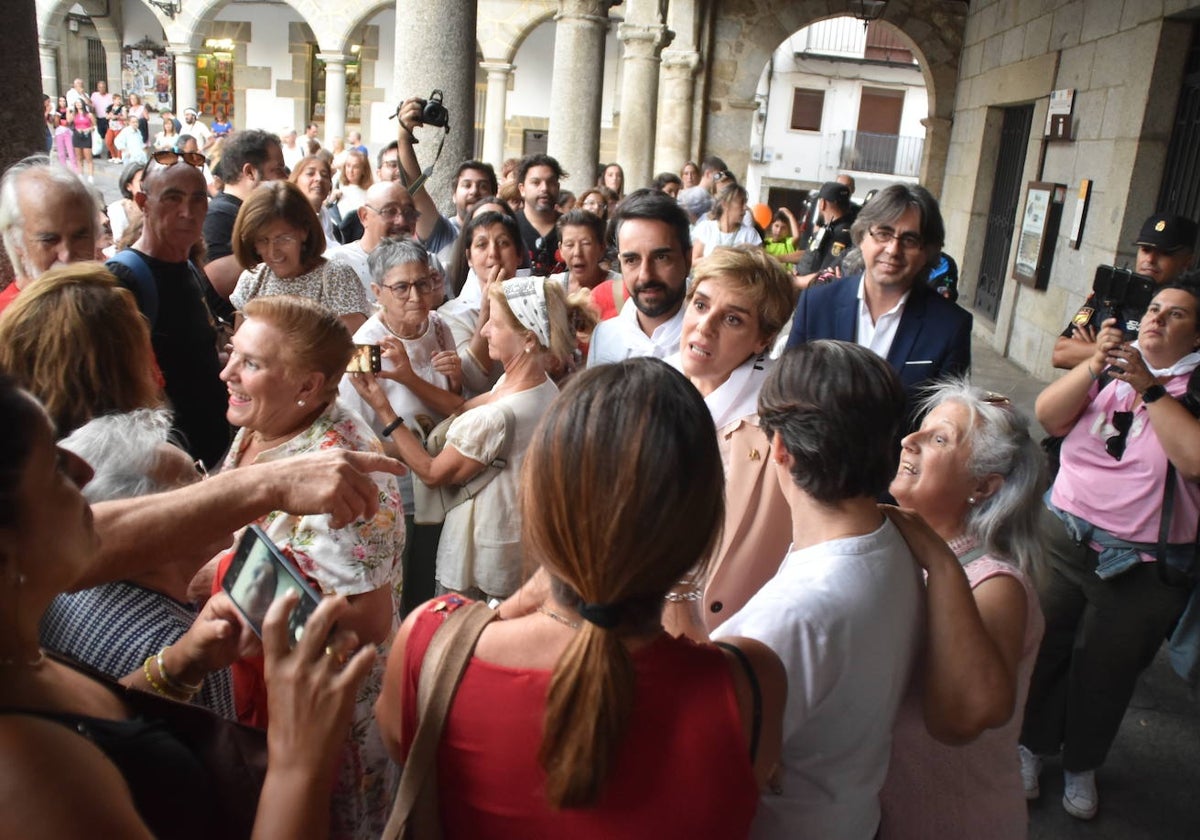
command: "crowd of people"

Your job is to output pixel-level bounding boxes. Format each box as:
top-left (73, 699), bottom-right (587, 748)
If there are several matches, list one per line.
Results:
top-left (1, 76), bottom-right (1198, 839)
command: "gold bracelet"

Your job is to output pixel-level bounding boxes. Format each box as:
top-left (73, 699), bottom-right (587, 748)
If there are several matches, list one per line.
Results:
top-left (142, 655), bottom-right (171, 698)
top-left (156, 648), bottom-right (203, 696)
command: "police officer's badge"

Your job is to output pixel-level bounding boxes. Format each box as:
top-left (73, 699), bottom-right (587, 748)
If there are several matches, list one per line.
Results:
top-left (1156, 220), bottom-right (1167, 232)
top-left (1073, 307), bottom-right (1094, 326)
top-left (831, 242), bottom-right (845, 257)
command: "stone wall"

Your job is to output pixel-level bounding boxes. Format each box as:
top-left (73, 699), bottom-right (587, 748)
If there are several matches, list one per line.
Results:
top-left (942, 0), bottom-right (1197, 381)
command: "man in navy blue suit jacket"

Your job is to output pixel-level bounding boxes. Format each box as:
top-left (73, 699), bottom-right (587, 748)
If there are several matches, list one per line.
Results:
top-left (785, 183), bottom-right (972, 428)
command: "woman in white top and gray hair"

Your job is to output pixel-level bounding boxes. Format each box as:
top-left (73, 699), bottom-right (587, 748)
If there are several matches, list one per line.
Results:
top-left (350, 275), bottom-right (589, 601)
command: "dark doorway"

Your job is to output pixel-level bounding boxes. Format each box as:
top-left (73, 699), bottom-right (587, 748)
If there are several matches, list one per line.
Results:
top-left (973, 104), bottom-right (1034, 322)
top-left (1158, 24), bottom-right (1200, 232)
top-left (87, 37), bottom-right (106, 91)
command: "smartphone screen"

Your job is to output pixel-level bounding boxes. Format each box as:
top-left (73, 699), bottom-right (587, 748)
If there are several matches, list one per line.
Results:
top-left (224, 525), bottom-right (322, 646)
top-left (347, 344), bottom-right (382, 374)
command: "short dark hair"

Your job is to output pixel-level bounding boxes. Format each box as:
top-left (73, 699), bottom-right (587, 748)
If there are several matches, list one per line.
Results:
top-left (851, 183), bottom-right (945, 251)
top-left (700, 155), bottom-right (728, 175)
top-left (453, 160), bottom-right (498, 195)
top-left (557, 208), bottom-right (605, 241)
top-left (218, 130), bottom-right (281, 184)
top-left (517, 153), bottom-right (566, 185)
top-left (609, 188), bottom-right (692, 256)
top-left (463, 210), bottom-right (522, 256)
top-left (376, 141), bottom-right (399, 170)
top-left (652, 172), bottom-right (683, 191)
top-left (759, 340), bottom-right (906, 504)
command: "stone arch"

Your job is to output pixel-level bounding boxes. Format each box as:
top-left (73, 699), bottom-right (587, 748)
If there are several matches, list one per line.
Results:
top-left (478, 0), bottom-right (556, 64)
top-left (169, 0), bottom-right (325, 50)
top-left (37, 0), bottom-right (131, 92)
top-left (703, 0), bottom-right (966, 195)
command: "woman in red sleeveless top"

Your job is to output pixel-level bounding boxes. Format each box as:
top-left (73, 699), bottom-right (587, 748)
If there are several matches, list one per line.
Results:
top-left (377, 357), bottom-right (785, 838)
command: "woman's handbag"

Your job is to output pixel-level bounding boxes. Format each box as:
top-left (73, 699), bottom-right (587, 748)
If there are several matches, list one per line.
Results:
top-left (411, 405), bottom-right (515, 525)
top-left (382, 600), bottom-right (498, 840)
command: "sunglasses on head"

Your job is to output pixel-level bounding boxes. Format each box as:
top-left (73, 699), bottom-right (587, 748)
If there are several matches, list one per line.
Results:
top-left (152, 150), bottom-right (206, 168)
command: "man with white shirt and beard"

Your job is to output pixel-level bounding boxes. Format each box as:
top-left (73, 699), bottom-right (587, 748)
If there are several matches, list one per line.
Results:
top-left (587, 189), bottom-right (691, 365)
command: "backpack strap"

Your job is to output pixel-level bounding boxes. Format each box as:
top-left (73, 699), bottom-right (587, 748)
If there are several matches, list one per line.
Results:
top-left (107, 249), bottom-right (159, 329)
top-left (714, 641), bottom-right (763, 763)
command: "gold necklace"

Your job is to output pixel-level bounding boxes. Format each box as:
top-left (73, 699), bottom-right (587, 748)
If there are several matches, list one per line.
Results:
top-left (537, 604), bottom-right (580, 630)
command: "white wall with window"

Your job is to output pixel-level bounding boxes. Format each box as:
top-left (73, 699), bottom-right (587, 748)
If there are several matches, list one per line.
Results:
top-left (746, 16), bottom-right (929, 204)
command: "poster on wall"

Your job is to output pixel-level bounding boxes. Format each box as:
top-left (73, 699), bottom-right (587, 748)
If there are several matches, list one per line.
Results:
top-left (196, 51), bottom-right (235, 123)
top-left (122, 45), bottom-right (173, 114)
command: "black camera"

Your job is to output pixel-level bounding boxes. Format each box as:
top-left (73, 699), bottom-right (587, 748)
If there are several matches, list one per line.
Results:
top-left (420, 90), bottom-right (449, 130)
top-left (1091, 264), bottom-right (1156, 341)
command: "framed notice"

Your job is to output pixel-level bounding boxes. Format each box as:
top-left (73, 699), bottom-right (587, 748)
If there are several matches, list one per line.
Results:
top-left (1013, 182), bottom-right (1066, 290)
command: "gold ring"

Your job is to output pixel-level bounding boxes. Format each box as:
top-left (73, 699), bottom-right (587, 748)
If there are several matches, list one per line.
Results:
top-left (324, 645), bottom-right (337, 657)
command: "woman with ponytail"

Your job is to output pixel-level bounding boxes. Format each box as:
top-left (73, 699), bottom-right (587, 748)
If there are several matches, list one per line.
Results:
top-left (376, 357), bottom-right (784, 836)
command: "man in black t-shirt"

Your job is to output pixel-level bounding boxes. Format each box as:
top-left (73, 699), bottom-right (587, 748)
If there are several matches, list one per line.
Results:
top-left (1052, 212), bottom-right (1197, 370)
top-left (515, 154), bottom-right (565, 275)
top-left (108, 157), bottom-right (231, 468)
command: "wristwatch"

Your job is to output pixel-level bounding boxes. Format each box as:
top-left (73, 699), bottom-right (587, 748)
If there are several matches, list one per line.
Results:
top-left (1142, 384), bottom-right (1168, 404)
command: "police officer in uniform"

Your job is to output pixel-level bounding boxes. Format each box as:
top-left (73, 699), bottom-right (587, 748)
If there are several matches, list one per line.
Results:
top-left (1052, 212), bottom-right (1197, 369)
top-left (796, 181), bottom-right (857, 289)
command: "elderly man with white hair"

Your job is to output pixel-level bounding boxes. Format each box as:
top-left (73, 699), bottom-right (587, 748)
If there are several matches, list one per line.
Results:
top-left (39, 408), bottom-right (239, 719)
top-left (0, 155), bottom-right (96, 314)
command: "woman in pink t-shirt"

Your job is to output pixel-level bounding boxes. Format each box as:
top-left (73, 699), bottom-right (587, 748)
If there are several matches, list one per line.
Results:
top-left (1021, 281), bottom-right (1200, 821)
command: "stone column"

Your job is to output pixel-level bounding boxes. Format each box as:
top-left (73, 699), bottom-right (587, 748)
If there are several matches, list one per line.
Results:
top-left (920, 116), bottom-right (953, 199)
top-left (653, 49), bottom-right (699, 174)
top-left (615, 22), bottom-right (672, 191)
top-left (479, 61), bottom-right (514, 169)
top-left (2, 0), bottom-right (45, 285)
top-left (319, 53), bottom-right (348, 149)
top-left (39, 40), bottom-right (60, 98)
top-left (394, 0), bottom-right (478, 209)
top-left (547, 0), bottom-right (611, 192)
top-left (169, 46), bottom-right (198, 115)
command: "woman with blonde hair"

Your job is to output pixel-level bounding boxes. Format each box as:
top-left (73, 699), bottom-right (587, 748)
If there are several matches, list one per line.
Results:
top-left (0, 262), bottom-right (161, 437)
top-left (289, 154), bottom-right (337, 247)
top-left (230, 180), bottom-right (369, 331)
top-left (376, 357), bottom-right (785, 834)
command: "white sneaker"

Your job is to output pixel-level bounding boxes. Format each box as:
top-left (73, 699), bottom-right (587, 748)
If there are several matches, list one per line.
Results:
top-left (1018, 745), bottom-right (1042, 800)
top-left (1063, 769), bottom-right (1098, 820)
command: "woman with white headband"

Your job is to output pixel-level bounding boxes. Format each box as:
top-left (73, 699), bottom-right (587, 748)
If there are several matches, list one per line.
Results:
top-left (351, 275), bottom-right (586, 601)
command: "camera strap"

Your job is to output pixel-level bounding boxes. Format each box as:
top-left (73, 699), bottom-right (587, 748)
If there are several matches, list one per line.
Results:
top-left (407, 129), bottom-right (448, 199)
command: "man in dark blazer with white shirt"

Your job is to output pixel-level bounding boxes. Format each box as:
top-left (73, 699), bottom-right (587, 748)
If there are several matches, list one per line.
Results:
top-left (785, 183), bottom-right (972, 429)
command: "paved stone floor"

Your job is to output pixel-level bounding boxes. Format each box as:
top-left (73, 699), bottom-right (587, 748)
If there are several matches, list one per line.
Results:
top-left (84, 157), bottom-right (1198, 837)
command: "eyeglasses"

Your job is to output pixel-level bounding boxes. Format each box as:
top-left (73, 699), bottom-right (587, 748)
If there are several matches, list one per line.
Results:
top-left (982, 391), bottom-right (1012, 407)
top-left (380, 160), bottom-right (401, 169)
top-left (365, 204), bottom-right (420, 222)
top-left (152, 149), bottom-right (206, 168)
top-left (254, 234), bottom-right (300, 251)
top-left (1105, 410), bottom-right (1134, 461)
top-left (867, 227), bottom-right (924, 251)
top-left (381, 277), bottom-right (435, 297)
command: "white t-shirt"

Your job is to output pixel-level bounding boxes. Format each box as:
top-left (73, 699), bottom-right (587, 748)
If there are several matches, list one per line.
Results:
top-left (337, 313), bottom-right (456, 512)
top-left (714, 518), bottom-right (922, 840)
top-left (587, 298), bottom-right (685, 366)
top-left (325, 240), bottom-right (373, 301)
top-left (692, 217), bottom-right (763, 257)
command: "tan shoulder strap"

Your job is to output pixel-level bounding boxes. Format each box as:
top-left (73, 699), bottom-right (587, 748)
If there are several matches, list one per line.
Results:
top-left (382, 601), bottom-right (497, 840)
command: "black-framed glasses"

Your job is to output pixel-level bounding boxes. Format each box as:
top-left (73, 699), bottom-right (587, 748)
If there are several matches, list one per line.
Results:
top-left (867, 226), bottom-right (924, 251)
top-left (381, 277), bottom-right (435, 297)
top-left (153, 149), bottom-right (206, 168)
top-left (365, 204), bottom-right (420, 222)
top-left (1105, 410), bottom-right (1134, 461)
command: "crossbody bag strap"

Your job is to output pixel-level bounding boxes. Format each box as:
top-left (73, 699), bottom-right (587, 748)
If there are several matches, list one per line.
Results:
top-left (713, 641), bottom-right (762, 763)
top-left (454, 404), bottom-right (517, 501)
top-left (382, 601), bottom-right (498, 840)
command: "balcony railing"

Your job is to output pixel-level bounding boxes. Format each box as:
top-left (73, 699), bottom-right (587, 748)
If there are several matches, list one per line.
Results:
top-left (839, 130), bottom-right (924, 177)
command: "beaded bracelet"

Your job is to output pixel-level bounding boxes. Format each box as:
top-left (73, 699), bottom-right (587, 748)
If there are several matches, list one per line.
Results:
top-left (142, 655), bottom-right (172, 698)
top-left (156, 648), bottom-right (204, 696)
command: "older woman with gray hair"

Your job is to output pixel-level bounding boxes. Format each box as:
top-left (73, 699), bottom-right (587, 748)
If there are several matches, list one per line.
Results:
top-left (879, 378), bottom-right (1046, 838)
top-left (351, 275), bottom-right (588, 601)
top-left (39, 408), bottom-right (239, 718)
top-left (338, 236), bottom-right (464, 614)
